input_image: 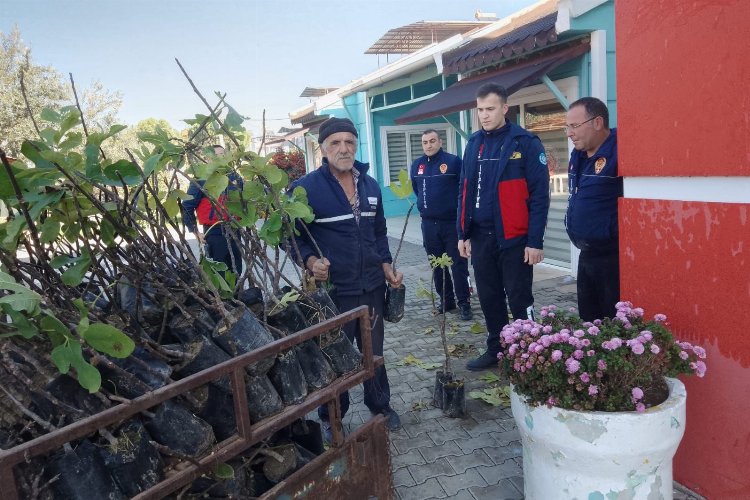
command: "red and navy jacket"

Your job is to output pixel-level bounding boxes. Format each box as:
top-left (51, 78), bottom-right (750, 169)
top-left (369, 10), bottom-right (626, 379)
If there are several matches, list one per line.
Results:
top-left (410, 148), bottom-right (462, 221)
top-left (181, 173), bottom-right (243, 233)
top-left (565, 128), bottom-right (621, 252)
top-left (457, 122), bottom-right (550, 249)
top-left (290, 159), bottom-right (392, 296)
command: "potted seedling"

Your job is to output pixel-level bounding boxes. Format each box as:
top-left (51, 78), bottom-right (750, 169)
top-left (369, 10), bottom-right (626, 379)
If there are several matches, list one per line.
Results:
top-left (383, 169), bottom-right (415, 323)
top-left (429, 253), bottom-right (465, 418)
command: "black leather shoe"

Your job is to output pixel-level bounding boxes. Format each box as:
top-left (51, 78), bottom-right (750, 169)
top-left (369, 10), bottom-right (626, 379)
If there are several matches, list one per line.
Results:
top-left (459, 303), bottom-right (473, 321)
top-left (377, 407), bottom-right (402, 430)
top-left (466, 350), bottom-right (500, 371)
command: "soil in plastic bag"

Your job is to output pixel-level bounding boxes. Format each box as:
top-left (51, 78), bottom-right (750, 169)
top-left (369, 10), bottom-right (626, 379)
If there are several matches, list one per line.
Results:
top-left (237, 286), bottom-right (265, 316)
top-left (32, 374), bottom-right (108, 426)
top-left (171, 337), bottom-right (232, 391)
top-left (297, 287), bottom-right (338, 324)
top-left (291, 419), bottom-right (325, 456)
top-left (267, 302), bottom-right (308, 336)
top-left (268, 349), bottom-right (308, 405)
top-left (117, 278), bottom-right (163, 327)
top-left (188, 458), bottom-right (246, 498)
top-left (246, 374), bottom-right (284, 422)
top-left (383, 284), bottom-right (406, 323)
top-left (442, 378), bottom-right (465, 418)
top-left (262, 443), bottom-right (314, 484)
top-left (97, 346), bottom-right (172, 398)
top-left (211, 304), bottom-right (275, 376)
top-left (295, 339), bottom-right (335, 391)
top-left (188, 382), bottom-right (238, 442)
top-left (46, 439), bottom-right (125, 500)
top-left (99, 420), bottom-right (163, 497)
top-left (433, 370), bottom-right (452, 409)
top-left (144, 400), bottom-right (215, 456)
top-left (168, 306), bottom-right (216, 344)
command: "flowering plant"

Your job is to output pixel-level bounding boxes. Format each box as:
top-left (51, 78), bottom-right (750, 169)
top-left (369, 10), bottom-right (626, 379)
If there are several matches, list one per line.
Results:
top-left (500, 301), bottom-right (707, 412)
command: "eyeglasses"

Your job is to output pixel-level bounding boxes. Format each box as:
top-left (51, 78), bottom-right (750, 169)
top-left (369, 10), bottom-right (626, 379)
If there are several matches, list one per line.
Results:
top-left (564, 116), bottom-right (598, 133)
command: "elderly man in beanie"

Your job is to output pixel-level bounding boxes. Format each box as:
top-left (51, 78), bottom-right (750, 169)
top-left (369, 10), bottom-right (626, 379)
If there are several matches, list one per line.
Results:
top-left (291, 117), bottom-right (403, 439)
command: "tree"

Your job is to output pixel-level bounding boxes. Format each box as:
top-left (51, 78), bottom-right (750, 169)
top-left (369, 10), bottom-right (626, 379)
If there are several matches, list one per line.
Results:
top-left (0, 26), bottom-right (122, 156)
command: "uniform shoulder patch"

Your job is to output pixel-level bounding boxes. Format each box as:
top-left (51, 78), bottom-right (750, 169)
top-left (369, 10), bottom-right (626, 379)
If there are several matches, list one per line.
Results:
top-left (539, 152), bottom-right (547, 166)
top-left (439, 163), bottom-right (448, 174)
top-left (510, 151), bottom-right (522, 160)
top-left (417, 164), bottom-right (425, 175)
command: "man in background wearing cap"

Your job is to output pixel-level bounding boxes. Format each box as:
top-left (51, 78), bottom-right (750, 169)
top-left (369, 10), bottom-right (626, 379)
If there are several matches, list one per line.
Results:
top-left (291, 117), bottom-right (404, 440)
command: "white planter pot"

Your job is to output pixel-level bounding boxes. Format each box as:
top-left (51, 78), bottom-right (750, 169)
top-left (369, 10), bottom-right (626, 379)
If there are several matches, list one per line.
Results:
top-left (510, 377), bottom-right (687, 500)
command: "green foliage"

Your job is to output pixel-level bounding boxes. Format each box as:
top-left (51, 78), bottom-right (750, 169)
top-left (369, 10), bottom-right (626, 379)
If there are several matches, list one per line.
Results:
top-left (388, 169), bottom-right (413, 199)
top-left (469, 385), bottom-right (511, 407)
top-left (428, 253), bottom-right (453, 270)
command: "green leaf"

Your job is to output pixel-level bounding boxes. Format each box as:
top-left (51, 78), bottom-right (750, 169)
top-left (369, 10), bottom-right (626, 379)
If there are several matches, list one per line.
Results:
top-left (82, 323), bottom-right (135, 358)
top-left (51, 344), bottom-right (74, 374)
top-left (469, 322), bottom-right (485, 334)
top-left (214, 463), bottom-right (235, 480)
top-left (224, 106), bottom-right (244, 130)
top-left (60, 253), bottom-right (92, 286)
top-left (479, 372), bottom-right (502, 383)
top-left (284, 201), bottom-right (313, 222)
top-left (204, 172), bottom-right (229, 198)
top-left (103, 160), bottom-right (141, 185)
top-left (2, 308), bottom-right (39, 339)
top-left (88, 124), bottom-right (127, 147)
top-left (39, 219), bottom-right (61, 243)
top-left (0, 271), bottom-right (42, 312)
top-left (262, 165), bottom-right (284, 186)
top-left (40, 313), bottom-right (72, 340)
top-left (59, 109), bottom-right (81, 136)
top-left (162, 196), bottom-right (179, 218)
top-left (141, 153), bottom-right (163, 178)
top-left (389, 169), bottom-right (413, 199)
top-left (41, 108), bottom-right (62, 123)
top-left (72, 357), bottom-right (102, 393)
top-left (58, 131), bottom-right (83, 150)
top-left (100, 218), bottom-right (116, 247)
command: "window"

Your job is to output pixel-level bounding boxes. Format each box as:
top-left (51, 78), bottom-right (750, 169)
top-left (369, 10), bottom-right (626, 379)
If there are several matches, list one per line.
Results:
top-left (381, 126), bottom-right (452, 184)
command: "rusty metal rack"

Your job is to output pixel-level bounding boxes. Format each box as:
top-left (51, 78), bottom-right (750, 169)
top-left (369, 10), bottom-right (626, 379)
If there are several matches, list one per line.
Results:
top-left (0, 305), bottom-right (394, 499)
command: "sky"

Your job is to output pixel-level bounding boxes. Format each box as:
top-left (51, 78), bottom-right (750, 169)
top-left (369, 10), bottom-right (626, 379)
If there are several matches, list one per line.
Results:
top-left (2, 0), bottom-right (538, 135)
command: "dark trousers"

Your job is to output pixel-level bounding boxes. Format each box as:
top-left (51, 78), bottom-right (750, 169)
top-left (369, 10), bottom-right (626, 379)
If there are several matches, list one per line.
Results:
top-left (470, 229), bottom-right (534, 355)
top-left (422, 219), bottom-right (470, 307)
top-left (577, 250), bottom-right (620, 322)
top-left (318, 285), bottom-right (390, 421)
top-left (204, 224), bottom-right (242, 274)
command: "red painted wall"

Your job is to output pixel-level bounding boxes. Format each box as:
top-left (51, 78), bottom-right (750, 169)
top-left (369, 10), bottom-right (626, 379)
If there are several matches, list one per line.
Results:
top-left (617, 1), bottom-right (750, 498)
top-left (617, 0), bottom-right (750, 177)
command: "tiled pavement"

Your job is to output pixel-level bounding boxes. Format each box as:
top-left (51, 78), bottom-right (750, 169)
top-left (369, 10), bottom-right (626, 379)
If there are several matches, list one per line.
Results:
top-left (330, 232), bottom-right (702, 499)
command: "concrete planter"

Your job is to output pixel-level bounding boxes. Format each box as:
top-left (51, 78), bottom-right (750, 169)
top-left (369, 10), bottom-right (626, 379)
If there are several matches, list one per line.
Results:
top-left (510, 378), bottom-right (687, 499)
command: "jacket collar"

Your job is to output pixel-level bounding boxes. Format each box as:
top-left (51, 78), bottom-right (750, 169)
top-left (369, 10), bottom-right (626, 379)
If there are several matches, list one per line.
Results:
top-left (321, 158), bottom-right (370, 178)
top-left (426, 148), bottom-right (444, 161)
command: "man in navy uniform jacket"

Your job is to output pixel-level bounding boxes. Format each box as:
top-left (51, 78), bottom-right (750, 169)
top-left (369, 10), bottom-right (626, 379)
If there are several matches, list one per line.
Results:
top-left (291, 117), bottom-right (403, 438)
top-left (458, 83), bottom-right (550, 371)
top-left (564, 97), bottom-right (622, 321)
top-left (410, 129), bottom-right (472, 320)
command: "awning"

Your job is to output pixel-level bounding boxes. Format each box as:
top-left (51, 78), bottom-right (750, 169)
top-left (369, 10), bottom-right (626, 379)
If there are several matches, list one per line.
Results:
top-left (266, 116), bottom-right (329, 145)
top-left (395, 43), bottom-right (588, 125)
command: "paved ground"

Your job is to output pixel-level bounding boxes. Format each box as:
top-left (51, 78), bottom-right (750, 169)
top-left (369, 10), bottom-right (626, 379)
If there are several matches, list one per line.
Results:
top-left (329, 216), bottom-right (703, 499)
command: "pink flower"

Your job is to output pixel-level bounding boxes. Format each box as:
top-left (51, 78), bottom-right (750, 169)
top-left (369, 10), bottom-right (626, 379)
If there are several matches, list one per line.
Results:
top-left (640, 330), bottom-right (653, 341)
top-left (546, 396), bottom-right (557, 407)
top-left (573, 350), bottom-right (584, 360)
top-left (587, 326), bottom-right (600, 336)
top-left (551, 350), bottom-right (563, 362)
top-left (588, 385), bottom-right (598, 396)
top-left (569, 307), bottom-right (577, 313)
top-left (542, 325), bottom-right (553, 334)
top-left (633, 307), bottom-right (644, 317)
top-left (534, 344), bottom-right (544, 354)
top-left (587, 349), bottom-right (595, 357)
top-left (693, 346), bottom-right (706, 359)
top-left (635, 402), bottom-right (646, 413)
top-left (650, 344), bottom-right (661, 354)
top-left (580, 372), bottom-right (590, 383)
top-left (654, 313), bottom-right (667, 322)
top-left (573, 329), bottom-right (585, 338)
top-left (565, 358), bottom-right (580, 374)
top-left (593, 319), bottom-right (602, 326)
top-left (581, 338), bottom-right (591, 347)
top-left (679, 351), bottom-right (689, 360)
top-left (597, 359), bottom-right (607, 370)
top-left (691, 361), bottom-right (707, 377)
top-left (631, 343), bottom-right (645, 355)
top-left (632, 387), bottom-right (644, 401)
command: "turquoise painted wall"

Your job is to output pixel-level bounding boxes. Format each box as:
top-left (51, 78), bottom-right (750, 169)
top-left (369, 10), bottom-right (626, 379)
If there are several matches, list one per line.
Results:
top-left (569, 0), bottom-right (617, 125)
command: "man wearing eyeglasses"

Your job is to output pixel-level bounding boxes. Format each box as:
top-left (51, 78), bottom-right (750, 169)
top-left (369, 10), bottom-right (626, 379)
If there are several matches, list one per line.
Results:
top-left (458, 83), bottom-right (550, 371)
top-left (564, 97), bottom-right (622, 321)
